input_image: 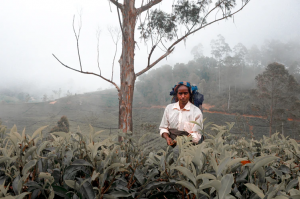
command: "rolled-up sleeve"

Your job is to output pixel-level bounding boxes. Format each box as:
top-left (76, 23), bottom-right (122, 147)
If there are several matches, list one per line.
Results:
top-left (190, 110), bottom-right (203, 143)
top-left (159, 107), bottom-right (169, 137)
top-left (192, 110), bottom-right (203, 133)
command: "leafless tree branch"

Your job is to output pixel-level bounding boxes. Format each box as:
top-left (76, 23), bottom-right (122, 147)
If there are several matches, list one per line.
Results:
top-left (108, 27), bottom-right (121, 82)
top-left (53, 15), bottom-right (120, 92)
top-left (116, 1), bottom-right (126, 42)
top-left (142, 31), bottom-right (164, 71)
top-left (156, 43), bottom-right (167, 52)
top-left (135, 41), bottom-right (140, 50)
top-left (52, 54), bottom-right (120, 92)
top-left (136, 47), bottom-right (174, 76)
top-left (108, 0), bottom-right (112, 12)
top-left (147, 45), bottom-right (156, 67)
top-left (109, 0), bottom-right (123, 10)
top-left (73, 15), bottom-right (83, 72)
top-left (136, 0), bottom-right (162, 15)
top-left (96, 28), bottom-right (102, 75)
top-left (160, 40), bottom-right (168, 51)
top-left (201, 0), bottom-right (226, 28)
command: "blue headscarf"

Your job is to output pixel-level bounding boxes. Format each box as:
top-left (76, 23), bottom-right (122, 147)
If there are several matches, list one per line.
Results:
top-left (170, 81), bottom-right (203, 107)
top-left (170, 81), bottom-right (198, 96)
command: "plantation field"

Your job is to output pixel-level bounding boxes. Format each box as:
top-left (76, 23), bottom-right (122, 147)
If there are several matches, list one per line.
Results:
top-left (0, 90), bottom-right (299, 141)
top-left (0, 117), bottom-right (300, 198)
top-left (1, 90), bottom-right (300, 198)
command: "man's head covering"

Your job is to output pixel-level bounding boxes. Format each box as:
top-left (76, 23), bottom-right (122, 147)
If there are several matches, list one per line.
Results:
top-left (170, 81), bottom-right (204, 107)
top-left (170, 81), bottom-right (198, 96)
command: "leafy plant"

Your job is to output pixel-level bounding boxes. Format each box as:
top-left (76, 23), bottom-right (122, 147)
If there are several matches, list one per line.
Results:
top-left (0, 121), bottom-right (299, 198)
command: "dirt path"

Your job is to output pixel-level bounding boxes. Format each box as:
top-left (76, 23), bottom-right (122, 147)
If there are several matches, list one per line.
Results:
top-left (137, 103), bottom-right (300, 122)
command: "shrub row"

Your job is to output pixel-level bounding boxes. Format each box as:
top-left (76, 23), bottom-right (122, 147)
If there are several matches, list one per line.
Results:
top-left (0, 122), bottom-right (299, 199)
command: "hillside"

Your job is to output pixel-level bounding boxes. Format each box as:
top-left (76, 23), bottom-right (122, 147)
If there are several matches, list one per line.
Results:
top-left (1, 89), bottom-right (299, 140)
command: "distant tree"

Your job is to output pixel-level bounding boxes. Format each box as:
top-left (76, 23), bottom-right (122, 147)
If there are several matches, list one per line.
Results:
top-left (42, 94), bottom-right (48, 102)
top-left (289, 61), bottom-right (300, 75)
top-left (136, 65), bottom-right (173, 105)
top-left (17, 92), bottom-right (25, 102)
top-left (290, 100), bottom-right (300, 136)
top-left (189, 73), bottom-right (201, 85)
top-left (195, 56), bottom-right (217, 82)
top-left (15, 93), bottom-right (23, 102)
top-left (288, 61), bottom-right (300, 83)
top-left (191, 43), bottom-right (204, 59)
top-left (210, 34), bottom-right (232, 93)
top-left (198, 79), bottom-right (206, 95)
top-left (48, 95), bottom-right (54, 101)
top-left (66, 90), bottom-right (72, 97)
top-left (52, 88), bottom-right (62, 99)
top-left (211, 35), bottom-right (232, 60)
top-left (173, 63), bottom-right (189, 81)
top-left (261, 40), bottom-right (287, 66)
top-left (25, 94), bottom-right (31, 103)
top-left (53, 0), bottom-right (251, 133)
top-left (251, 62), bottom-right (300, 137)
top-left (246, 45), bottom-right (263, 85)
top-left (223, 56), bottom-right (236, 111)
top-left (233, 43), bottom-right (248, 79)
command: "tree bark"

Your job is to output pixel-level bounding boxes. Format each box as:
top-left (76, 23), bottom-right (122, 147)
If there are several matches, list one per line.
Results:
top-left (228, 85), bottom-right (230, 111)
top-left (269, 78), bottom-right (274, 137)
top-left (218, 65), bottom-right (221, 94)
top-left (118, 0), bottom-right (137, 133)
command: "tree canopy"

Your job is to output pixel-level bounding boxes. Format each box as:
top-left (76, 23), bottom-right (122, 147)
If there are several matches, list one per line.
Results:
top-left (251, 62), bottom-right (300, 136)
top-left (54, 0), bottom-right (252, 133)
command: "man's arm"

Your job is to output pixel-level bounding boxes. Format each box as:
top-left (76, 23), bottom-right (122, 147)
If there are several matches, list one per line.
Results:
top-left (162, 132), bottom-right (175, 146)
top-left (188, 108), bottom-right (203, 143)
top-left (159, 106), bottom-right (169, 137)
top-left (192, 109), bottom-right (203, 132)
top-left (159, 106), bottom-right (176, 146)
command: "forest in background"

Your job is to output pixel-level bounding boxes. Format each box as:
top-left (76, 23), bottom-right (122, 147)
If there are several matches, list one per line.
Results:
top-left (1, 35), bottom-right (300, 137)
top-left (135, 35), bottom-right (300, 136)
top-left (136, 35), bottom-right (300, 107)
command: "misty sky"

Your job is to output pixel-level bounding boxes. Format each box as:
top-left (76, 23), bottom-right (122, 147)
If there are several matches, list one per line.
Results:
top-left (0, 0), bottom-right (299, 98)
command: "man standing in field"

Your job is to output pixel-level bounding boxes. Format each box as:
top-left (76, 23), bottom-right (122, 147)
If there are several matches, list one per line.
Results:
top-left (159, 81), bottom-right (203, 146)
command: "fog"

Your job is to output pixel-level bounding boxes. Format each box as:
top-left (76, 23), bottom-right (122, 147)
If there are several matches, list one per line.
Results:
top-left (0, 0), bottom-right (299, 99)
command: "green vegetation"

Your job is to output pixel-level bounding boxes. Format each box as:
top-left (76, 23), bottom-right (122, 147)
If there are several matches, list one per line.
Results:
top-left (135, 36), bottom-right (300, 135)
top-left (48, 116), bottom-right (70, 134)
top-left (0, 122), bottom-right (299, 198)
top-left (251, 63), bottom-right (300, 137)
top-left (136, 37), bottom-right (300, 112)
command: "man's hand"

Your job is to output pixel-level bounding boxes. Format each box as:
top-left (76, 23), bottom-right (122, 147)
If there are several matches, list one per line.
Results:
top-left (162, 133), bottom-right (176, 146)
top-left (166, 137), bottom-right (177, 146)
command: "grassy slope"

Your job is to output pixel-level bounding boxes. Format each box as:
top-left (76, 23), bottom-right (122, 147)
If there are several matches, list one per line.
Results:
top-left (0, 89), bottom-right (299, 140)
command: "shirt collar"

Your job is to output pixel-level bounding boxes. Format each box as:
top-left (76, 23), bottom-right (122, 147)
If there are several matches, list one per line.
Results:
top-left (173, 101), bottom-right (191, 111)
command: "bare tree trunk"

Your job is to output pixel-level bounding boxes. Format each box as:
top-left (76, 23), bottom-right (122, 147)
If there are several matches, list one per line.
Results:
top-left (234, 77), bottom-right (236, 94)
top-left (242, 64), bottom-right (244, 79)
top-left (269, 107), bottom-right (273, 137)
top-left (269, 80), bottom-right (274, 137)
top-left (281, 113), bottom-right (284, 136)
top-left (118, 0), bottom-right (137, 133)
top-left (253, 65), bottom-right (256, 88)
top-left (228, 84), bottom-right (230, 111)
top-left (218, 65), bottom-right (221, 94)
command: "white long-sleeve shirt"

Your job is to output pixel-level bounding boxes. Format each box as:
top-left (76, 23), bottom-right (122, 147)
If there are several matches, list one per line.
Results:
top-left (159, 101), bottom-right (203, 143)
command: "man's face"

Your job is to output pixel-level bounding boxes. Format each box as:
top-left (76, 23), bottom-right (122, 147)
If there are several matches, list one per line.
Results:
top-left (177, 85), bottom-right (190, 105)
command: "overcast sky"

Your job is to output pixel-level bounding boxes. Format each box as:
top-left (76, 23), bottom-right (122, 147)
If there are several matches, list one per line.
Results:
top-left (0, 0), bottom-right (299, 98)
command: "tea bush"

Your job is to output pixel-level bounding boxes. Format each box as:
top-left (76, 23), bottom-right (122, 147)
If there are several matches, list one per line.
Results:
top-left (0, 121), bottom-right (299, 199)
